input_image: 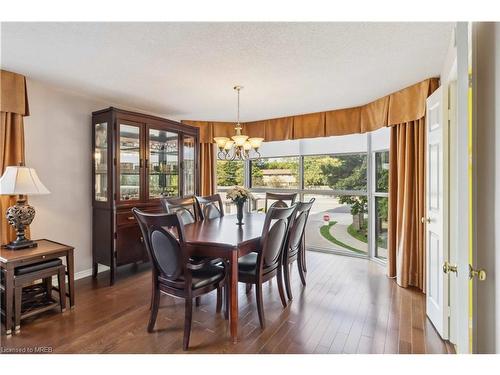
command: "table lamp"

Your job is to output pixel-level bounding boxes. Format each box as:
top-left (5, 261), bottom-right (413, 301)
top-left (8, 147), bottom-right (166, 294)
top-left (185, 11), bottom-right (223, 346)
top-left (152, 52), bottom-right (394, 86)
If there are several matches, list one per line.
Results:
top-left (0, 166), bottom-right (50, 250)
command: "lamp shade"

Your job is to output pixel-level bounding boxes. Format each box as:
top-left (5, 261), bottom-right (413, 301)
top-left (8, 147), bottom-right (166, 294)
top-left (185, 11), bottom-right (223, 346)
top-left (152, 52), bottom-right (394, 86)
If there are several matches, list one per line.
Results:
top-left (0, 166), bottom-right (50, 195)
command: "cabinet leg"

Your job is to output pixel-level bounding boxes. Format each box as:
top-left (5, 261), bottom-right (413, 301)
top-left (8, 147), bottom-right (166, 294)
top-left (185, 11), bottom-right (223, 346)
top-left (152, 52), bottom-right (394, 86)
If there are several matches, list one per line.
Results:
top-left (92, 262), bottom-right (98, 279)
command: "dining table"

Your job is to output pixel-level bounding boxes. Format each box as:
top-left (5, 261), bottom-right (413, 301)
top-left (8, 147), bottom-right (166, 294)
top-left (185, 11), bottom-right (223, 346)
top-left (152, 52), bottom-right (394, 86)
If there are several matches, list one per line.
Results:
top-left (182, 211), bottom-right (266, 343)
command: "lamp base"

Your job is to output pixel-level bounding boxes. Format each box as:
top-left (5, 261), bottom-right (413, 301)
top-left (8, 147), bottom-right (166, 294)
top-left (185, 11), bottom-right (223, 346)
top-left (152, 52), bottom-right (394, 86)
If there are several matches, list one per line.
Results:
top-left (4, 198), bottom-right (37, 250)
top-left (5, 239), bottom-right (38, 250)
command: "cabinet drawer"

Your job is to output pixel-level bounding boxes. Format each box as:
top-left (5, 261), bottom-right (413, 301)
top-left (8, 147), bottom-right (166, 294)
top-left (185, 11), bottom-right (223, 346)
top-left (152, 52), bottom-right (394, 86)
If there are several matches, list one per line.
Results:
top-left (117, 210), bottom-right (137, 226)
top-left (116, 207), bottom-right (163, 226)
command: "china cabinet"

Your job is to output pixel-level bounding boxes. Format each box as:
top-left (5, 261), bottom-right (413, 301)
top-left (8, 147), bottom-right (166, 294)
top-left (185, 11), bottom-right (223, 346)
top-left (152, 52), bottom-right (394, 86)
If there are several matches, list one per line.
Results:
top-left (92, 107), bottom-right (199, 285)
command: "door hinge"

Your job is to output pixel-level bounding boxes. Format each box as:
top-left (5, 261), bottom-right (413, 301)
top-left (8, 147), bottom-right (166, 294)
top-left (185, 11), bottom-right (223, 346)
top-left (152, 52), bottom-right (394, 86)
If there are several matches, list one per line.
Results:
top-left (468, 74), bottom-right (473, 88)
top-left (448, 306), bottom-right (451, 318)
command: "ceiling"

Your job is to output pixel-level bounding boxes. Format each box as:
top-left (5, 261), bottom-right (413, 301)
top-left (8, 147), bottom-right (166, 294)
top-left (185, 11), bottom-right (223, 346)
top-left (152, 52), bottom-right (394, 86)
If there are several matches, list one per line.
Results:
top-left (1, 22), bottom-right (453, 121)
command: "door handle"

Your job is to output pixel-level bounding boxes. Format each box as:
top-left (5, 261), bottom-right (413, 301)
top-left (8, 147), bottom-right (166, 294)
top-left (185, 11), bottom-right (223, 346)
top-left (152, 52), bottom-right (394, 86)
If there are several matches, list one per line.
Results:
top-left (443, 261), bottom-right (458, 274)
top-left (421, 217), bottom-right (431, 224)
top-left (469, 265), bottom-right (487, 281)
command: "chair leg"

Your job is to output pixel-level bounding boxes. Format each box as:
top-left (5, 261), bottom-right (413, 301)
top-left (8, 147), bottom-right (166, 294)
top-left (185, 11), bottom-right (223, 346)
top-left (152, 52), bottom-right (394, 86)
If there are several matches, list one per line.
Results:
top-left (58, 268), bottom-right (67, 312)
top-left (14, 286), bottom-right (22, 333)
top-left (148, 283), bottom-right (160, 333)
top-left (216, 287), bottom-right (222, 313)
top-left (245, 283), bottom-right (252, 294)
top-left (297, 252), bottom-right (307, 286)
top-left (195, 296), bottom-right (201, 307)
top-left (284, 261), bottom-right (293, 300)
top-left (276, 269), bottom-right (288, 308)
top-left (301, 237), bottom-right (307, 272)
top-left (255, 282), bottom-right (265, 329)
top-left (183, 298), bottom-right (193, 351)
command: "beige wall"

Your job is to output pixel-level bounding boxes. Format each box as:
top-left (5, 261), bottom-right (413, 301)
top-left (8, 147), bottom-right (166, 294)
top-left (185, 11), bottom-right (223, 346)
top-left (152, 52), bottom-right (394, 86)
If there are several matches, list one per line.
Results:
top-left (24, 79), bottom-right (109, 275)
top-left (475, 22), bottom-right (500, 354)
top-left (23, 79), bottom-right (169, 277)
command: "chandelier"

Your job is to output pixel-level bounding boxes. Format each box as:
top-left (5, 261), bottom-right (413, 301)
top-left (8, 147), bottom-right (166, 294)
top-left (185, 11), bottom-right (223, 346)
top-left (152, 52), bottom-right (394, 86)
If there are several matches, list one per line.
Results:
top-left (213, 86), bottom-right (264, 161)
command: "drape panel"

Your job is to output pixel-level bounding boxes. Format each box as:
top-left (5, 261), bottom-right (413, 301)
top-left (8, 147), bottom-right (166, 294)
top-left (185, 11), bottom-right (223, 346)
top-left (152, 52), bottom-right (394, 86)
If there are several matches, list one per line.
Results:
top-left (199, 143), bottom-right (216, 196)
top-left (0, 112), bottom-right (26, 245)
top-left (388, 118), bottom-right (426, 290)
top-left (1, 70), bottom-right (29, 246)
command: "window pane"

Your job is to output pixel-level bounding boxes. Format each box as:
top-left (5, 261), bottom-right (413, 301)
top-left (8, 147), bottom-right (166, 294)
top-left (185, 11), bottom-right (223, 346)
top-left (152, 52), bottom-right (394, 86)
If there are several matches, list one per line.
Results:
top-left (94, 122), bottom-right (108, 202)
top-left (216, 159), bottom-right (245, 215)
top-left (375, 196), bottom-right (388, 259)
top-left (149, 129), bottom-right (179, 198)
top-left (303, 193), bottom-right (368, 256)
top-left (304, 154), bottom-right (367, 191)
top-left (119, 124), bottom-right (141, 201)
top-left (183, 136), bottom-right (195, 196)
top-left (250, 157), bottom-right (299, 189)
top-left (375, 151), bottom-right (389, 193)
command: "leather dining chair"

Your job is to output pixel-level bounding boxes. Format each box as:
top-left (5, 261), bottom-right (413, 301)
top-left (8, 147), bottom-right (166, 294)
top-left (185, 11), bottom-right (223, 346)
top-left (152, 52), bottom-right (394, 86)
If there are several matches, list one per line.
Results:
top-left (264, 192), bottom-right (297, 212)
top-left (282, 198), bottom-right (315, 300)
top-left (160, 196), bottom-right (201, 224)
top-left (195, 194), bottom-right (224, 220)
top-left (133, 208), bottom-right (227, 350)
top-left (237, 204), bottom-right (296, 329)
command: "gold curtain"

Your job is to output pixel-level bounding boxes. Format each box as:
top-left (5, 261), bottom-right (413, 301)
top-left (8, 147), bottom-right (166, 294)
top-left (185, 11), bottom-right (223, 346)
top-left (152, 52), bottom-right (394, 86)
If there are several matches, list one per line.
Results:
top-left (1, 70), bottom-right (30, 245)
top-left (199, 143), bottom-right (216, 196)
top-left (183, 77), bottom-right (439, 142)
top-left (387, 118), bottom-right (426, 290)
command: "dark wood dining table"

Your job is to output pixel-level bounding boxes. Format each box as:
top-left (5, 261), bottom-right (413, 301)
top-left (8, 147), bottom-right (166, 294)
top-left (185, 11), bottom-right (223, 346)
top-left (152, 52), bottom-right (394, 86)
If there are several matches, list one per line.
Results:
top-left (183, 211), bottom-right (266, 342)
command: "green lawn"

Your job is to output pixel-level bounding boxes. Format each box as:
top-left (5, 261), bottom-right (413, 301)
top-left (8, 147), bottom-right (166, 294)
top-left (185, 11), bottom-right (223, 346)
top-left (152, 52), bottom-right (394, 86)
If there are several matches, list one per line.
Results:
top-left (319, 221), bottom-right (366, 255)
top-left (347, 223), bottom-right (368, 243)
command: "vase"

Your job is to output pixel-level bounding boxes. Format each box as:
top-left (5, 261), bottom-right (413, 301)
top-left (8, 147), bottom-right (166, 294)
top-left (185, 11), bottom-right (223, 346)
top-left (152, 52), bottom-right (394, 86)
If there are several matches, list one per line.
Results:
top-left (236, 200), bottom-right (244, 225)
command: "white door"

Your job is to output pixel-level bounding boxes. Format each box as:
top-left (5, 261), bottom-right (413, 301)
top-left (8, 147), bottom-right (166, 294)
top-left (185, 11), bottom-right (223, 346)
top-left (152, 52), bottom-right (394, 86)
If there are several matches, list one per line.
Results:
top-left (425, 86), bottom-right (449, 339)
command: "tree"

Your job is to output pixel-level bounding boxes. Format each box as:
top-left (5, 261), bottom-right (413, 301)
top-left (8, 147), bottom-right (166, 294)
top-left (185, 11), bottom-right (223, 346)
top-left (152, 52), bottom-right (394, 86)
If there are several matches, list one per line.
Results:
top-left (216, 160), bottom-right (244, 186)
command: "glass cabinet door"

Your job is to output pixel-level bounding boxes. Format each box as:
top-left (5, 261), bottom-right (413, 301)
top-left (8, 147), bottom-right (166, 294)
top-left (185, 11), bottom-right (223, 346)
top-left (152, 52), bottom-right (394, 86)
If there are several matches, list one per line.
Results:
top-left (183, 135), bottom-right (196, 196)
top-left (94, 122), bottom-right (108, 202)
top-left (148, 128), bottom-right (179, 198)
top-left (118, 123), bottom-right (142, 201)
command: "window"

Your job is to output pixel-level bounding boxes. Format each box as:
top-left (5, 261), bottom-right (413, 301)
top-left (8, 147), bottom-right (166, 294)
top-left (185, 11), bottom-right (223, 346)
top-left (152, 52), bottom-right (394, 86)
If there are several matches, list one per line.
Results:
top-left (250, 157), bottom-right (299, 189)
top-left (216, 159), bottom-right (245, 215)
top-left (374, 196), bottom-right (388, 259)
top-left (303, 194), bottom-right (368, 256)
top-left (216, 160), bottom-right (244, 187)
top-left (375, 151), bottom-right (389, 193)
top-left (304, 154), bottom-right (367, 191)
top-left (373, 150), bottom-right (389, 260)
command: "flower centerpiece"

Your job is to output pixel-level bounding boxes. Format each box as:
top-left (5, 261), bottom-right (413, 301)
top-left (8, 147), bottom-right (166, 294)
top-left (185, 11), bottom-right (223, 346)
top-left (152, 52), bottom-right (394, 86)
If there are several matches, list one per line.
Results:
top-left (226, 186), bottom-right (253, 225)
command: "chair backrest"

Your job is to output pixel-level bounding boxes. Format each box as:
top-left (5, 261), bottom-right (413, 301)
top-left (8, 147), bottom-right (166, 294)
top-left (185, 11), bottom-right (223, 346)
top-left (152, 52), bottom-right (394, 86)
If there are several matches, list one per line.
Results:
top-left (195, 194), bottom-right (224, 220)
top-left (160, 196), bottom-right (200, 225)
top-left (132, 208), bottom-right (186, 280)
top-left (264, 192), bottom-right (297, 212)
top-left (259, 205), bottom-right (297, 274)
top-left (285, 198), bottom-right (315, 259)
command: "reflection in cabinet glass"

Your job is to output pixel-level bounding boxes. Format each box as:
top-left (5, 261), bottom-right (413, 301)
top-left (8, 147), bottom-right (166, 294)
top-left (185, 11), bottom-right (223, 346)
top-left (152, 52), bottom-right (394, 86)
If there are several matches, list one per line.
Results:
top-left (94, 122), bottom-right (108, 202)
top-left (183, 136), bottom-right (196, 196)
top-left (119, 124), bottom-right (141, 201)
top-left (149, 129), bottom-right (178, 198)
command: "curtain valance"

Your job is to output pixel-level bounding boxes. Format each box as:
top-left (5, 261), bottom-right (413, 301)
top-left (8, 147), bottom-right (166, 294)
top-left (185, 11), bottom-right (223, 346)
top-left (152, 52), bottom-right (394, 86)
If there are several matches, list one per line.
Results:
top-left (182, 77), bottom-right (439, 144)
top-left (0, 70), bottom-right (30, 116)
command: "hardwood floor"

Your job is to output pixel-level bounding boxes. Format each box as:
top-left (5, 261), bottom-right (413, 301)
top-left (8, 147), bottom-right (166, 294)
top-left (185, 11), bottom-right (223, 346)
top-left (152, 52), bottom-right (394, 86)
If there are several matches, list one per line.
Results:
top-left (1, 251), bottom-right (454, 354)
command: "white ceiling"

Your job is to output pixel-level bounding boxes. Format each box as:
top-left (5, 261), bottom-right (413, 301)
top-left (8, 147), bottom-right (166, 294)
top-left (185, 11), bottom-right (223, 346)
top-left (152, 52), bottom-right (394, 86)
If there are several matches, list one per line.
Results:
top-left (1, 22), bottom-right (453, 121)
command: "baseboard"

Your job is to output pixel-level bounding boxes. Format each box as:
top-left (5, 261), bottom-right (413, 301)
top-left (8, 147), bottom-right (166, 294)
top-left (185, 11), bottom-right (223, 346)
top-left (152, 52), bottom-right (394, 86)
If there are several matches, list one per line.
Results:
top-left (74, 264), bottom-right (110, 281)
top-left (51, 264), bottom-right (110, 284)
